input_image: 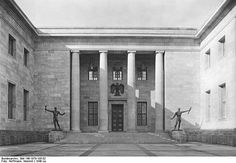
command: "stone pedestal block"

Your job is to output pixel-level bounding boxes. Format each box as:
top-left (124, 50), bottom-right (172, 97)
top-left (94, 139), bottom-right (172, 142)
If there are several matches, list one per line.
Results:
top-left (171, 130), bottom-right (187, 143)
top-left (49, 131), bottom-right (66, 143)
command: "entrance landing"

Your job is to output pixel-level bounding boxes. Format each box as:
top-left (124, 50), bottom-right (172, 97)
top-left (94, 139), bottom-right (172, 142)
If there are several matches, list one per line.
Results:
top-left (58, 132), bottom-right (176, 144)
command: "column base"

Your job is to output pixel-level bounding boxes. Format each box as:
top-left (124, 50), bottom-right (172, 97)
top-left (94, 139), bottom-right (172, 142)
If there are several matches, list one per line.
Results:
top-left (71, 129), bottom-right (81, 133)
top-left (127, 129), bottom-right (137, 133)
top-left (155, 129), bottom-right (164, 133)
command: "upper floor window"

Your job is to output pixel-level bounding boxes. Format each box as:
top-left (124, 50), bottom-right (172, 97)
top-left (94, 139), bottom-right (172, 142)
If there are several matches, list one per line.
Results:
top-left (137, 102), bottom-right (147, 126)
top-left (88, 66), bottom-right (98, 80)
top-left (113, 67), bottom-right (123, 80)
top-left (137, 67), bottom-right (147, 80)
top-left (88, 102), bottom-right (98, 126)
top-left (24, 48), bottom-right (29, 67)
top-left (8, 82), bottom-right (16, 119)
top-left (8, 34), bottom-right (16, 57)
top-left (205, 49), bottom-right (211, 69)
top-left (219, 83), bottom-right (226, 120)
top-left (205, 90), bottom-right (211, 122)
top-left (219, 36), bottom-right (225, 57)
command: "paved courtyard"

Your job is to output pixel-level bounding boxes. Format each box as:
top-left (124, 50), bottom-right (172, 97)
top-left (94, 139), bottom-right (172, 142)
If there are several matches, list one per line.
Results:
top-left (1, 142), bottom-right (236, 156)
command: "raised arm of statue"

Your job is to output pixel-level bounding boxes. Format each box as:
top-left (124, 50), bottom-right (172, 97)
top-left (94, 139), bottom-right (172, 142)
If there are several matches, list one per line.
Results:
top-left (181, 107), bottom-right (192, 114)
top-left (45, 106), bottom-right (53, 113)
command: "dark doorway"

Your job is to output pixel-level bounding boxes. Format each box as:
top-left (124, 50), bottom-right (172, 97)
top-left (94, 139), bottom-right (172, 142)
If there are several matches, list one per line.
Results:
top-left (112, 104), bottom-right (124, 132)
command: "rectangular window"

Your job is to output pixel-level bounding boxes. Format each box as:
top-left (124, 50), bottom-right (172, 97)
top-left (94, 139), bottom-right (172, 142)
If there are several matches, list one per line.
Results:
top-left (88, 102), bottom-right (98, 126)
top-left (219, 36), bottom-right (225, 57)
top-left (137, 102), bottom-right (147, 126)
top-left (113, 67), bottom-right (123, 80)
top-left (219, 83), bottom-right (226, 120)
top-left (8, 82), bottom-right (16, 119)
top-left (205, 90), bottom-right (211, 122)
top-left (8, 34), bottom-right (16, 57)
top-left (205, 49), bottom-right (211, 69)
top-left (24, 48), bottom-right (29, 67)
top-left (88, 67), bottom-right (98, 80)
top-left (137, 67), bottom-right (147, 80)
top-left (23, 89), bottom-right (29, 121)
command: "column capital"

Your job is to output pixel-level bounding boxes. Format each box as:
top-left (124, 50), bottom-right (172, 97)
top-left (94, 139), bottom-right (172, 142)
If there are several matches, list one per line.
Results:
top-left (99, 50), bottom-right (108, 53)
top-left (155, 50), bottom-right (165, 55)
top-left (71, 49), bottom-right (80, 54)
top-left (127, 50), bottom-right (136, 54)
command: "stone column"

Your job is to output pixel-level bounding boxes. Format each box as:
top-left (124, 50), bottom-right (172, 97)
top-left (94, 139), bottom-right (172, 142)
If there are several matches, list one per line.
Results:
top-left (99, 50), bottom-right (108, 132)
top-left (155, 51), bottom-right (165, 132)
top-left (127, 51), bottom-right (136, 132)
top-left (71, 50), bottom-right (81, 132)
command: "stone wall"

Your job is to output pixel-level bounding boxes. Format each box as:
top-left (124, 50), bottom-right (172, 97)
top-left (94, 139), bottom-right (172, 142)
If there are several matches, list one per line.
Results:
top-left (0, 130), bottom-right (49, 146)
top-left (165, 51), bottom-right (200, 131)
top-left (186, 129), bottom-right (236, 146)
top-left (80, 53), bottom-right (99, 132)
top-left (200, 5), bottom-right (236, 129)
top-left (0, 0), bottom-right (35, 131)
top-left (32, 50), bottom-right (70, 131)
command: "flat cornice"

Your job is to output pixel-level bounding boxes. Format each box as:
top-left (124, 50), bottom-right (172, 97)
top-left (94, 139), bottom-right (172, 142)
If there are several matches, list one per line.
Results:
top-left (8, 0), bottom-right (233, 39)
top-left (36, 27), bottom-right (197, 38)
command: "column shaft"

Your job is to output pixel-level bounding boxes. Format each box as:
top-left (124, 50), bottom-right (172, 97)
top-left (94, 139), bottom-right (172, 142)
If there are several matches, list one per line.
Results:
top-left (71, 51), bottom-right (80, 132)
top-left (127, 51), bottom-right (136, 132)
top-left (155, 51), bottom-right (164, 132)
top-left (99, 51), bottom-right (108, 132)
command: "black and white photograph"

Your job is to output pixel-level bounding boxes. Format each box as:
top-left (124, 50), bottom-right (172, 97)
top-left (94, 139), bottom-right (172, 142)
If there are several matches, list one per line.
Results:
top-left (0, 0), bottom-right (236, 161)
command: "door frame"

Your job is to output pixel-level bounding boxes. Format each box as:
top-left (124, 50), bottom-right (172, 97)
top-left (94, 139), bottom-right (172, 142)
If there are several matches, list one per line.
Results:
top-left (108, 100), bottom-right (127, 132)
top-left (111, 104), bottom-right (124, 132)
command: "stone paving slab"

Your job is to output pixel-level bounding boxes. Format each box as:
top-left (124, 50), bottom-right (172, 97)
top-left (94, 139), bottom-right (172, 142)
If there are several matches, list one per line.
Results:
top-left (1, 142), bottom-right (236, 156)
top-left (89, 150), bottom-right (147, 156)
top-left (95, 144), bottom-right (140, 151)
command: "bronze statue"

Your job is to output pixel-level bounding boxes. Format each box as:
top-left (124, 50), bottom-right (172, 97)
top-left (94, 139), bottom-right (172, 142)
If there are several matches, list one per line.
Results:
top-left (45, 105), bottom-right (65, 131)
top-left (171, 107), bottom-right (191, 131)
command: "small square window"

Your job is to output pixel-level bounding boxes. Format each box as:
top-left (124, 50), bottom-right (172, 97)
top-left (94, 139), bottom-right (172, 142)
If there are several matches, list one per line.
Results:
top-left (88, 67), bottom-right (98, 80)
top-left (137, 67), bottom-right (147, 80)
top-left (24, 48), bottom-right (29, 67)
top-left (112, 67), bottom-right (123, 80)
top-left (8, 34), bottom-right (16, 57)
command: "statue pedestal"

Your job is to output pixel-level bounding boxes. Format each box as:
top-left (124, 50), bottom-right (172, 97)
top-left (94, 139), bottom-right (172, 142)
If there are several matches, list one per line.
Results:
top-left (171, 130), bottom-right (187, 143)
top-left (48, 130), bottom-right (66, 143)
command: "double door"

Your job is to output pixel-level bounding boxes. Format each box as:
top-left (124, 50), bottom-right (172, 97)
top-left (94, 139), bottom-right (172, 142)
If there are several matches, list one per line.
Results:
top-left (111, 104), bottom-right (124, 132)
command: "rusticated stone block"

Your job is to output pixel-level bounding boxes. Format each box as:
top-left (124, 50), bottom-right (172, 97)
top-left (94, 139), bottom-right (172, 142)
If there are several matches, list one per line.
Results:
top-left (171, 130), bottom-right (187, 143)
top-left (49, 131), bottom-right (66, 143)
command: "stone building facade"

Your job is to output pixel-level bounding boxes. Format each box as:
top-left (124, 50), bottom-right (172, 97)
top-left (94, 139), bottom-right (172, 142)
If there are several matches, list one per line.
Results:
top-left (0, 0), bottom-right (236, 144)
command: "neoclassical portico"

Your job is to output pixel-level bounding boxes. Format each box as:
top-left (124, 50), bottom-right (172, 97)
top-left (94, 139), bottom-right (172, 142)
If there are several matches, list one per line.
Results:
top-left (70, 50), bottom-right (165, 132)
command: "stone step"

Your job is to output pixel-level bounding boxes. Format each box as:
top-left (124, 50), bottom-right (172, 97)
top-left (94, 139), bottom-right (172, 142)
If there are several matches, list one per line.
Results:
top-left (56, 132), bottom-right (176, 144)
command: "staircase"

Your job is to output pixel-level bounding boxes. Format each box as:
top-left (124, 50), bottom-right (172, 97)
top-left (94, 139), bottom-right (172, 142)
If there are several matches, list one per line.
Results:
top-left (57, 132), bottom-right (176, 144)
